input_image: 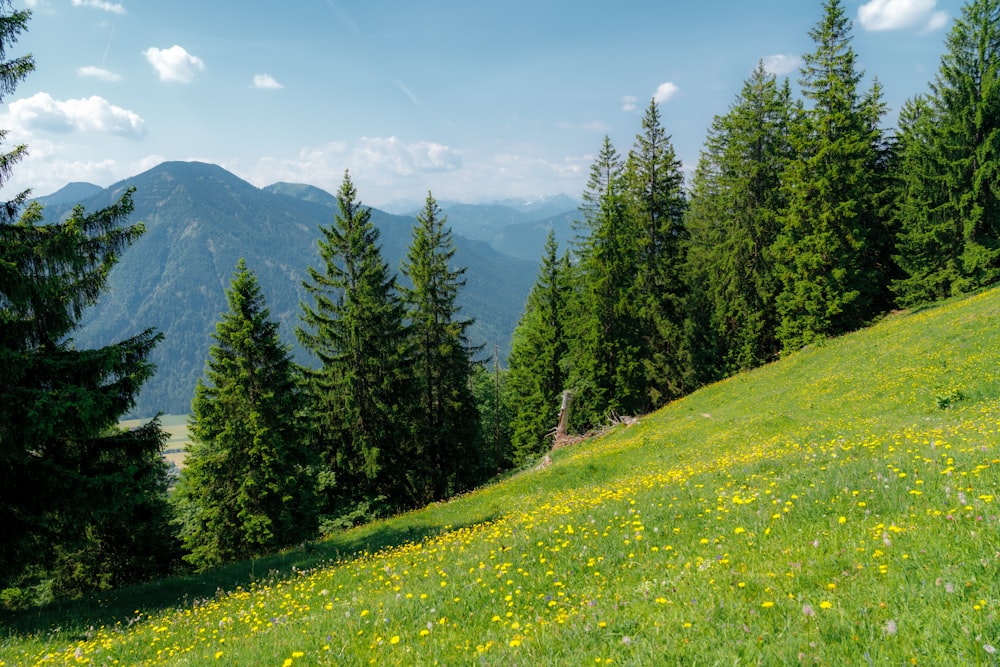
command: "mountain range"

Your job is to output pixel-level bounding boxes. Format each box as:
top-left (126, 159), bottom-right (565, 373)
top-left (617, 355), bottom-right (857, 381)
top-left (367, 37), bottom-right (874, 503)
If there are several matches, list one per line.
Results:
top-left (33, 161), bottom-right (579, 418)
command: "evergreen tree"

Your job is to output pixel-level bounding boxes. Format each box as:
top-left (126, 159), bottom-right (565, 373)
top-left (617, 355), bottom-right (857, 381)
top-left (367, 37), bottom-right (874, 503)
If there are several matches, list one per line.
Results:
top-left (173, 260), bottom-right (317, 571)
top-left (895, 0), bottom-right (1000, 301)
top-left (506, 231), bottom-right (571, 464)
top-left (472, 346), bottom-right (513, 473)
top-left (565, 136), bottom-right (646, 428)
top-left (685, 63), bottom-right (794, 375)
top-left (400, 192), bottom-right (481, 501)
top-left (774, 0), bottom-right (891, 350)
top-left (624, 99), bottom-right (689, 406)
top-left (892, 96), bottom-right (962, 303)
top-left (298, 171), bottom-right (418, 519)
top-left (0, 2), bottom-right (174, 598)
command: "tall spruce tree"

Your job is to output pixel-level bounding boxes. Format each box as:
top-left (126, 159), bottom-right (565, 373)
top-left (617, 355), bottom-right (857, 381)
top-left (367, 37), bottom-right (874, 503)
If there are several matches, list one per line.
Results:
top-left (400, 192), bottom-right (481, 501)
top-left (774, 0), bottom-right (891, 350)
top-left (298, 171), bottom-right (418, 518)
top-left (565, 136), bottom-right (646, 428)
top-left (895, 0), bottom-right (1000, 302)
top-left (685, 63), bottom-right (794, 376)
top-left (892, 96), bottom-right (960, 303)
top-left (472, 346), bottom-right (513, 473)
top-left (0, 2), bottom-right (174, 594)
top-left (624, 99), bottom-right (689, 407)
top-left (506, 231), bottom-right (571, 464)
top-left (173, 260), bottom-right (317, 571)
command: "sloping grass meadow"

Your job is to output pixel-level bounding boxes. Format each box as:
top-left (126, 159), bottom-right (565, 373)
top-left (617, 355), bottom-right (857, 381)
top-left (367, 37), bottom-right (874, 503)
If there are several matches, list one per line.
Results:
top-left (2, 288), bottom-right (999, 665)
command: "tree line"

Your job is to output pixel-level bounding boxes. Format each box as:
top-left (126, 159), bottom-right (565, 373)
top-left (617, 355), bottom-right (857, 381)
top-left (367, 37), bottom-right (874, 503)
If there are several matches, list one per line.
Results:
top-left (507, 0), bottom-right (1000, 462)
top-left (2, 0), bottom-right (998, 602)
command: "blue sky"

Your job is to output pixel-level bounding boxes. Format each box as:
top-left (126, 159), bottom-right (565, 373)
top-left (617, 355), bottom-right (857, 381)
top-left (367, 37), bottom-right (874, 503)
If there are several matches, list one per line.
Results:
top-left (4, 0), bottom-right (961, 208)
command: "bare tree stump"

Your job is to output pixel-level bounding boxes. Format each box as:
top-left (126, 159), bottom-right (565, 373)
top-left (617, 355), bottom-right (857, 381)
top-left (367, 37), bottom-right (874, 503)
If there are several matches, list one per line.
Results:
top-left (555, 390), bottom-right (572, 438)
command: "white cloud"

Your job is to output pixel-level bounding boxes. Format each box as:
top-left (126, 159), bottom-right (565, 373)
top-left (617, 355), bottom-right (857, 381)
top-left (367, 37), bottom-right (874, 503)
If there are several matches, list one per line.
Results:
top-left (144, 45), bottom-right (205, 83)
top-left (353, 137), bottom-right (461, 176)
top-left (78, 65), bottom-right (122, 82)
top-left (252, 74), bottom-right (283, 90)
top-left (71, 0), bottom-right (126, 14)
top-left (924, 10), bottom-right (949, 32)
top-left (653, 82), bottom-right (679, 105)
top-left (0, 134), bottom-right (166, 197)
top-left (621, 95), bottom-right (638, 112)
top-left (762, 54), bottom-right (802, 76)
top-left (8, 93), bottom-right (145, 139)
top-left (858, 0), bottom-right (948, 32)
top-left (393, 80), bottom-right (420, 106)
top-left (239, 138), bottom-right (590, 207)
top-left (247, 137), bottom-right (460, 187)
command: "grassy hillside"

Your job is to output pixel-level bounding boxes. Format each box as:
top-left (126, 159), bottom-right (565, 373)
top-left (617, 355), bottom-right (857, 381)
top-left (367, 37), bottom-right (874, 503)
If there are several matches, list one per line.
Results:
top-left (3, 288), bottom-right (999, 665)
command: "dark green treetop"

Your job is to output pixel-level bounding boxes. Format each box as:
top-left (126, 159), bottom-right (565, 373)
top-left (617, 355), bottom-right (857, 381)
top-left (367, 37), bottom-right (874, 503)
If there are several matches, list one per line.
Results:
top-left (298, 171), bottom-right (419, 517)
top-left (400, 191), bottom-right (481, 500)
top-left (173, 259), bottom-right (317, 571)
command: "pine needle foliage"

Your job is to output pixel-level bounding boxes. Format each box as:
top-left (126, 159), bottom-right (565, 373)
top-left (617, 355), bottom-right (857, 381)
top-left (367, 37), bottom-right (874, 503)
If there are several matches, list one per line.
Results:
top-left (174, 260), bottom-right (317, 571)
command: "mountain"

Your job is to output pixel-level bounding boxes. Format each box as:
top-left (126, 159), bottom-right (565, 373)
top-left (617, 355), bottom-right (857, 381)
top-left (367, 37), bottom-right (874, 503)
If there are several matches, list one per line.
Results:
top-left (37, 162), bottom-right (537, 418)
top-left (262, 182), bottom-right (338, 207)
top-left (494, 193), bottom-right (579, 218)
top-left (32, 182), bottom-right (104, 207)
top-left (375, 195), bottom-right (579, 260)
top-left (439, 202), bottom-right (577, 261)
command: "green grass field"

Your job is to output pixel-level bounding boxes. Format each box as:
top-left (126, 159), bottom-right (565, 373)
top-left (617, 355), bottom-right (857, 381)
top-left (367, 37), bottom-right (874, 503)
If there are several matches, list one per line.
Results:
top-left (2, 288), bottom-right (999, 665)
top-left (121, 414), bottom-right (190, 468)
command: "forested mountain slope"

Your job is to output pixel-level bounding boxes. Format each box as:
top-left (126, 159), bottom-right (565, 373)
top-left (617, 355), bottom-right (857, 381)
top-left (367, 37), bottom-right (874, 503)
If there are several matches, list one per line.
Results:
top-left (39, 161), bottom-right (537, 417)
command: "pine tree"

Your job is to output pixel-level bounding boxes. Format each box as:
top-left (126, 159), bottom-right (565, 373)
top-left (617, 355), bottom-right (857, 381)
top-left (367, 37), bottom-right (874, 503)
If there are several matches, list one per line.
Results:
top-left (472, 345), bottom-right (513, 473)
top-left (624, 99), bottom-right (689, 406)
top-left (685, 63), bottom-right (794, 375)
top-left (173, 260), bottom-right (317, 570)
top-left (563, 136), bottom-right (645, 428)
top-left (892, 95), bottom-right (962, 303)
top-left (400, 192), bottom-right (481, 501)
top-left (0, 2), bottom-right (174, 597)
top-left (298, 171), bottom-right (418, 519)
top-left (774, 0), bottom-right (891, 350)
top-left (895, 0), bottom-right (1000, 301)
top-left (506, 231), bottom-right (571, 464)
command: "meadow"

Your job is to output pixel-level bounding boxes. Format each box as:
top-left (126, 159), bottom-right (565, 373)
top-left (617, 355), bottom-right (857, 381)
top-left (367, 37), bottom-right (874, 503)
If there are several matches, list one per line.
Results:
top-left (2, 288), bottom-right (998, 665)
top-left (120, 414), bottom-right (190, 469)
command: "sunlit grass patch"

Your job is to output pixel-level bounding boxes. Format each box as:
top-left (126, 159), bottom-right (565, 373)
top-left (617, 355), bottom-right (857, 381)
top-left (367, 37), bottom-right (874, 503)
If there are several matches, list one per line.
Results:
top-left (2, 288), bottom-right (999, 665)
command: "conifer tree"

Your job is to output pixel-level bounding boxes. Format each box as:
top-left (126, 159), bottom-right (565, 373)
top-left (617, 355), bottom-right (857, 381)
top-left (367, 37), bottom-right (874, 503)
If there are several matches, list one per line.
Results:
top-left (892, 96), bottom-right (961, 303)
top-left (173, 260), bottom-right (317, 571)
top-left (472, 346), bottom-right (513, 472)
top-left (401, 192), bottom-right (481, 501)
top-left (895, 0), bottom-right (1000, 301)
top-left (774, 0), bottom-right (891, 350)
top-left (506, 231), bottom-right (571, 464)
top-left (1, 2), bottom-right (174, 593)
top-left (624, 99), bottom-right (689, 406)
top-left (565, 136), bottom-right (645, 428)
top-left (685, 63), bottom-right (794, 375)
top-left (298, 171), bottom-right (418, 518)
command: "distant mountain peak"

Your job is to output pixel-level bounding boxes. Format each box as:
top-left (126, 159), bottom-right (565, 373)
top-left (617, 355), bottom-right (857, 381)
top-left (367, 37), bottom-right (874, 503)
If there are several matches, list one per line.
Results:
top-left (32, 181), bottom-right (103, 207)
top-left (262, 182), bottom-right (338, 207)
